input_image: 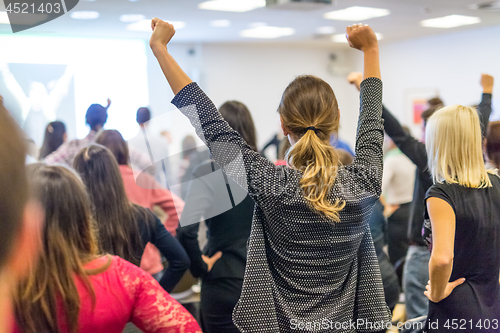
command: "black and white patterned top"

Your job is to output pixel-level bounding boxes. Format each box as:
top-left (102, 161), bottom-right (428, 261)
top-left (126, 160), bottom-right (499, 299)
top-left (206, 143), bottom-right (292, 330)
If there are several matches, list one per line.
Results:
top-left (172, 77), bottom-right (391, 333)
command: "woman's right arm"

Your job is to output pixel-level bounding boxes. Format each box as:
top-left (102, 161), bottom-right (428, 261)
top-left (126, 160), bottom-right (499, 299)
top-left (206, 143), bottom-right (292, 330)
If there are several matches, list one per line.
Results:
top-left (150, 18), bottom-right (284, 207)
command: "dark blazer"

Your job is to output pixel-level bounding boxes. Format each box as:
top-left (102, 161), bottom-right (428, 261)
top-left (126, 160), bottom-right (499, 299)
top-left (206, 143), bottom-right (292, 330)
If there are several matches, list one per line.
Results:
top-left (178, 159), bottom-right (254, 280)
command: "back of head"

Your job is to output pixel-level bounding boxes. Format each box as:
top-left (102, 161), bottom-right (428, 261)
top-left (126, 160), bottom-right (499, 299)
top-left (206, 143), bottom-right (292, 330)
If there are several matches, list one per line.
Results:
top-left (85, 104), bottom-right (108, 132)
top-left (219, 101), bottom-right (258, 152)
top-left (278, 75), bottom-right (344, 222)
top-left (136, 107), bottom-right (151, 125)
top-left (16, 164), bottom-right (98, 333)
top-left (182, 135), bottom-right (197, 159)
top-left (421, 97), bottom-right (444, 125)
top-left (486, 121), bottom-right (500, 169)
top-left (0, 101), bottom-right (27, 272)
top-left (39, 121), bottom-right (67, 160)
top-left (425, 105), bottom-right (490, 188)
top-left (95, 130), bottom-right (130, 165)
top-left (73, 144), bottom-right (144, 266)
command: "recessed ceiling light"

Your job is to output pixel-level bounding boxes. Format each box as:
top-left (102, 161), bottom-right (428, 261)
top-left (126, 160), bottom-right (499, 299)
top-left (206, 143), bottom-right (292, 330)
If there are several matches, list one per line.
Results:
top-left (70, 11), bottom-right (100, 20)
top-left (316, 26), bottom-right (336, 34)
top-left (199, 0), bottom-right (266, 12)
top-left (126, 19), bottom-right (186, 32)
top-left (240, 26), bottom-right (295, 39)
top-left (0, 11), bottom-right (9, 24)
top-left (324, 6), bottom-right (390, 21)
top-left (210, 19), bottom-right (231, 27)
top-left (120, 14), bottom-right (146, 23)
top-left (420, 14), bottom-right (481, 28)
top-left (249, 22), bottom-right (267, 28)
top-left (332, 32), bottom-right (383, 43)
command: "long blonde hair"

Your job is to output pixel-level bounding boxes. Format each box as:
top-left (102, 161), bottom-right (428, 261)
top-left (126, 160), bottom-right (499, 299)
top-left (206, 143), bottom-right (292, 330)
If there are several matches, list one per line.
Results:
top-left (278, 75), bottom-right (345, 222)
top-left (15, 164), bottom-right (103, 333)
top-left (426, 104), bottom-right (491, 188)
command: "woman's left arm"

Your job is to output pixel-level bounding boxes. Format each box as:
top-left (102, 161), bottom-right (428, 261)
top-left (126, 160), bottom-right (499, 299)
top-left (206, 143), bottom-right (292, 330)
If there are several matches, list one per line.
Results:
top-left (425, 197), bottom-right (465, 302)
top-left (150, 216), bottom-right (191, 292)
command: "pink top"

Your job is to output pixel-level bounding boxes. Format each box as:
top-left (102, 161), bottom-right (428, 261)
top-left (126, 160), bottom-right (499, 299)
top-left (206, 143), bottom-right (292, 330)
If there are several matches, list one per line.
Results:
top-left (13, 256), bottom-right (202, 333)
top-left (119, 165), bottom-right (185, 275)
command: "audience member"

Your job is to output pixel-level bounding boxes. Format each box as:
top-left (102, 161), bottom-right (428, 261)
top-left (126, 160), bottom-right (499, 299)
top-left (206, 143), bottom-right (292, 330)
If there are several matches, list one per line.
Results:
top-left (0, 96), bottom-right (42, 333)
top-left (422, 104), bottom-right (500, 332)
top-left (486, 121), bottom-right (500, 169)
top-left (44, 101), bottom-right (151, 173)
top-left (74, 144), bottom-right (188, 291)
top-left (382, 127), bottom-right (416, 266)
top-left (348, 72), bottom-right (493, 320)
top-left (14, 163), bottom-right (201, 333)
top-left (128, 107), bottom-right (172, 187)
top-left (151, 20), bottom-right (390, 332)
top-left (38, 121), bottom-right (67, 160)
top-left (95, 130), bottom-right (184, 281)
top-left (177, 100), bottom-right (256, 333)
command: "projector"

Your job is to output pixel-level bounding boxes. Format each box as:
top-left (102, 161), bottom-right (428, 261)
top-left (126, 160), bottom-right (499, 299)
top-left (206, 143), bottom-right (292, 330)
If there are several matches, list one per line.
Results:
top-left (266, 0), bottom-right (333, 10)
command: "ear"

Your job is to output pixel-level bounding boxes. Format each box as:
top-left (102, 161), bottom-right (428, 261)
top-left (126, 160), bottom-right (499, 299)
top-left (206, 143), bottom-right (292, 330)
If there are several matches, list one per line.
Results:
top-left (5, 200), bottom-right (43, 279)
top-left (280, 117), bottom-right (289, 136)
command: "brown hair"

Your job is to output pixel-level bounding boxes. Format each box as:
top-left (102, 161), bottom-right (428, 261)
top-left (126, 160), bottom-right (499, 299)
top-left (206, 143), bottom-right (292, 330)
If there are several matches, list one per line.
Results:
top-left (486, 121), bottom-right (500, 168)
top-left (278, 75), bottom-right (345, 222)
top-left (15, 164), bottom-right (102, 333)
top-left (421, 97), bottom-right (444, 124)
top-left (74, 144), bottom-right (152, 266)
top-left (0, 100), bottom-right (27, 270)
top-left (39, 121), bottom-right (67, 160)
top-left (219, 101), bottom-right (258, 152)
top-left (95, 130), bottom-right (129, 165)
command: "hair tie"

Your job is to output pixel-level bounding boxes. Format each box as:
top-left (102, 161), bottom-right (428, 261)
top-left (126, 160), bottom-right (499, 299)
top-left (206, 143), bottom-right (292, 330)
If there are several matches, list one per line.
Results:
top-left (305, 126), bottom-right (318, 134)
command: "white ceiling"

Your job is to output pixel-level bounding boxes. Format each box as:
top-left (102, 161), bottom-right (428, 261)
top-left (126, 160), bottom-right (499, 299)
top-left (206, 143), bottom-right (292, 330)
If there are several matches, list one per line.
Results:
top-left (1, 0), bottom-right (500, 46)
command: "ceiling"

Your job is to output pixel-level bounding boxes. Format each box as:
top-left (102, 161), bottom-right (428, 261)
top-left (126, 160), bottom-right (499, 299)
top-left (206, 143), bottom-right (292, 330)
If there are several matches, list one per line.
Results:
top-left (1, 0), bottom-right (500, 46)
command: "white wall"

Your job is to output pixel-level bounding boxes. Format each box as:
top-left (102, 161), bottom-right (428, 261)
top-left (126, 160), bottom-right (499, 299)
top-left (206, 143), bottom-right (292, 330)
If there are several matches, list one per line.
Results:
top-left (377, 25), bottom-right (500, 136)
top-left (103, 23), bottom-right (500, 161)
top-left (146, 42), bottom-right (363, 158)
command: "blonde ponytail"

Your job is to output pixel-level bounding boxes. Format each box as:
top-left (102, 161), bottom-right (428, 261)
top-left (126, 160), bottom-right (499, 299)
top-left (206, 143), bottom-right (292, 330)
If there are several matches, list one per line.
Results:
top-left (287, 130), bottom-right (345, 222)
top-left (278, 75), bottom-right (346, 222)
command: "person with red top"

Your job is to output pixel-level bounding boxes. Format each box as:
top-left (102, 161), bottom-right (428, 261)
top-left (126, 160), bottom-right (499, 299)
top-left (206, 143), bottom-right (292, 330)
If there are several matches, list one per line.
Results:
top-left (13, 163), bottom-right (201, 333)
top-left (0, 95), bottom-right (43, 333)
top-left (95, 129), bottom-right (184, 279)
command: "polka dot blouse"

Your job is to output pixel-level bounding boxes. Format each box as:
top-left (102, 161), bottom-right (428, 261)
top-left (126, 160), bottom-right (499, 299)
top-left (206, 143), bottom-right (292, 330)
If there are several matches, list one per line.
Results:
top-left (172, 77), bottom-right (391, 332)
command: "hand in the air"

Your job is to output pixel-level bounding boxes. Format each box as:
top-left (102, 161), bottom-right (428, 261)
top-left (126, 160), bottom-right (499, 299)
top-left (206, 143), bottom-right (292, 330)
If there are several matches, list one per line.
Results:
top-left (150, 18), bottom-right (176, 51)
top-left (346, 24), bottom-right (378, 52)
top-left (481, 73), bottom-right (494, 94)
top-left (347, 72), bottom-right (363, 91)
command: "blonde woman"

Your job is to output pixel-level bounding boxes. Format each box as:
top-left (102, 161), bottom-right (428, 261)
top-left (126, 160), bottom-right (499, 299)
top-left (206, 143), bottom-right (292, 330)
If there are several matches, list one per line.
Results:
top-left (423, 105), bottom-right (500, 332)
top-left (150, 19), bottom-right (390, 332)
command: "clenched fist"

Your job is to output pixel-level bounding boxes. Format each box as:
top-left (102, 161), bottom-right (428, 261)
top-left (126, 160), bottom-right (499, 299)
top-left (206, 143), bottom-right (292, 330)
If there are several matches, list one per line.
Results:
top-left (150, 18), bottom-right (176, 51)
top-left (346, 24), bottom-right (378, 52)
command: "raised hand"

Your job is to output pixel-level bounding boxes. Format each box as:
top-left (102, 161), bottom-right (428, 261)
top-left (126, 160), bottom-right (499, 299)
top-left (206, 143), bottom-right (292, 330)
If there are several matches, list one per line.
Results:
top-left (346, 24), bottom-right (378, 52)
top-left (150, 18), bottom-right (176, 52)
top-left (481, 73), bottom-right (494, 94)
top-left (347, 72), bottom-right (363, 92)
